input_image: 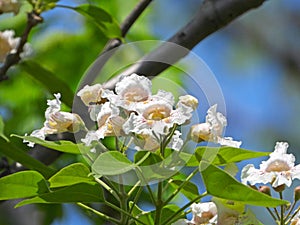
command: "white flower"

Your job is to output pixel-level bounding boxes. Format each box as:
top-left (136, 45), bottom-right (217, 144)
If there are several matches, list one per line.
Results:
top-left (177, 95), bottom-right (199, 110)
top-left (190, 202), bottom-right (218, 225)
top-left (190, 105), bottom-right (241, 148)
top-left (23, 128), bottom-right (46, 147)
top-left (0, 30), bottom-right (31, 63)
top-left (0, 0), bottom-right (21, 15)
top-left (241, 142), bottom-right (300, 188)
top-left (172, 219), bottom-right (192, 225)
top-left (25, 93), bottom-right (84, 147)
top-left (105, 73), bottom-right (152, 111)
top-left (96, 102), bottom-right (125, 138)
top-left (291, 212), bottom-right (300, 225)
top-left (77, 84), bottom-right (105, 106)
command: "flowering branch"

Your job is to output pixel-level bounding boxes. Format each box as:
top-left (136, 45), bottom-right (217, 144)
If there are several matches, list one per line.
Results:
top-left (102, 0), bottom-right (266, 89)
top-left (0, 11), bottom-right (42, 82)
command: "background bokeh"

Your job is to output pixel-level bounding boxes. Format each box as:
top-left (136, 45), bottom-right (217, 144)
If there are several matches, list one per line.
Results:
top-left (0, 0), bottom-right (300, 224)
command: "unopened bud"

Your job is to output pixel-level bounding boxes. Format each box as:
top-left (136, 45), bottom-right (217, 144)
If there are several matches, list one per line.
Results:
top-left (177, 95), bottom-right (198, 110)
top-left (294, 186), bottom-right (300, 202)
top-left (190, 123), bottom-right (211, 143)
top-left (259, 186), bottom-right (271, 196)
top-left (273, 184), bottom-right (285, 193)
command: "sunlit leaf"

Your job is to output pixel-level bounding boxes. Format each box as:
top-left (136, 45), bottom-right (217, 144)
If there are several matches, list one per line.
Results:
top-left (169, 180), bottom-right (199, 201)
top-left (13, 135), bottom-right (83, 154)
top-left (200, 162), bottom-right (288, 207)
top-left (186, 146), bottom-right (270, 167)
top-left (16, 183), bottom-right (103, 207)
top-left (92, 151), bottom-right (135, 176)
top-left (0, 171), bottom-right (49, 200)
top-left (49, 163), bottom-right (95, 188)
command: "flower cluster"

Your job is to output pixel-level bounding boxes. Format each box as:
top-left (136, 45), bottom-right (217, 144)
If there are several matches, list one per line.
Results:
top-left (241, 141), bottom-right (300, 188)
top-left (0, 30), bottom-right (31, 63)
top-left (0, 0), bottom-right (20, 15)
top-left (78, 73), bottom-right (198, 151)
top-left (24, 93), bottom-right (84, 147)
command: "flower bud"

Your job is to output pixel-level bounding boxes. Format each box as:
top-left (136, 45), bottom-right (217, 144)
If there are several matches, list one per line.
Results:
top-left (190, 123), bottom-right (211, 142)
top-left (294, 186), bottom-right (300, 202)
top-left (259, 186), bottom-right (271, 196)
top-left (273, 184), bottom-right (285, 192)
top-left (177, 95), bottom-right (198, 110)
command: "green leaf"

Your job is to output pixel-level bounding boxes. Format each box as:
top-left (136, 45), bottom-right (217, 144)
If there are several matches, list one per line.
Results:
top-left (92, 151), bottom-right (135, 176)
top-left (161, 205), bottom-right (184, 224)
top-left (16, 183), bottom-right (103, 207)
top-left (13, 135), bottom-right (83, 154)
top-left (70, 4), bottom-right (121, 38)
top-left (0, 116), bottom-right (9, 142)
top-left (20, 60), bottom-right (74, 108)
top-left (129, 202), bottom-right (154, 225)
top-left (169, 180), bottom-right (199, 201)
top-left (0, 139), bottom-right (55, 178)
top-left (194, 146), bottom-right (270, 166)
top-left (49, 163), bottom-right (95, 188)
top-left (200, 162), bottom-right (288, 207)
top-left (0, 171), bottom-right (49, 200)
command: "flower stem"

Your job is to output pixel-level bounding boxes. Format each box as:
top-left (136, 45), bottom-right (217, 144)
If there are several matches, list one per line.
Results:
top-left (162, 192), bottom-right (208, 225)
top-left (164, 167), bottom-right (198, 205)
top-left (154, 181), bottom-right (164, 225)
top-left (77, 202), bottom-right (121, 225)
top-left (266, 207), bottom-right (278, 221)
top-left (95, 177), bottom-right (120, 201)
top-left (119, 175), bottom-right (128, 224)
top-left (285, 206), bottom-right (300, 224)
top-left (279, 192), bottom-right (284, 225)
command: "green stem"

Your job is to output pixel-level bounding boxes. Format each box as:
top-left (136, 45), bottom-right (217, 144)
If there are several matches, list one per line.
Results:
top-left (162, 192), bottom-right (207, 225)
top-left (77, 202), bottom-right (121, 225)
top-left (119, 175), bottom-right (128, 224)
top-left (154, 181), bottom-right (164, 225)
top-left (95, 177), bottom-right (120, 201)
top-left (104, 201), bottom-right (147, 225)
top-left (127, 180), bottom-right (141, 197)
top-left (135, 167), bottom-right (156, 204)
top-left (266, 207), bottom-right (278, 222)
top-left (285, 206), bottom-right (300, 225)
top-left (164, 167), bottom-right (198, 205)
top-left (284, 200), bottom-right (296, 221)
top-left (279, 192), bottom-right (284, 225)
top-left (126, 185), bottom-right (144, 224)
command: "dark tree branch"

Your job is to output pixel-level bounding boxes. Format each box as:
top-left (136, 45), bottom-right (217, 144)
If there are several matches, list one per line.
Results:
top-left (103, 0), bottom-right (153, 52)
top-left (0, 11), bottom-right (43, 81)
top-left (102, 0), bottom-right (267, 89)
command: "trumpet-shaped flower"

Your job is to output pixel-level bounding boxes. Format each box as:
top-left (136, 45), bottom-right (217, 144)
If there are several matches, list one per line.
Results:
top-left (25, 93), bottom-right (84, 147)
top-left (77, 84), bottom-right (106, 106)
top-left (190, 105), bottom-right (241, 148)
top-left (241, 142), bottom-right (300, 188)
top-left (0, 30), bottom-right (31, 63)
top-left (0, 0), bottom-right (21, 15)
top-left (104, 73), bottom-right (152, 111)
top-left (190, 202), bottom-right (218, 225)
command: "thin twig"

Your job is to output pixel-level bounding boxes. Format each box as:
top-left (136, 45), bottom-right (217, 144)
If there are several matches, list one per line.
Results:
top-left (0, 11), bottom-right (43, 81)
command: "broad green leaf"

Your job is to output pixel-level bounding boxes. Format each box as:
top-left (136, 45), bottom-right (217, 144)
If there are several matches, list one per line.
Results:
top-left (0, 139), bottom-right (55, 178)
top-left (16, 183), bottom-right (103, 207)
top-left (20, 61), bottom-right (74, 108)
top-left (169, 180), bottom-right (199, 201)
top-left (161, 205), bottom-right (184, 224)
top-left (13, 135), bottom-right (83, 154)
top-left (129, 202), bottom-right (154, 225)
top-left (0, 171), bottom-right (49, 200)
top-left (0, 116), bottom-right (9, 142)
top-left (70, 4), bottom-right (121, 38)
top-left (92, 151), bottom-right (135, 176)
top-left (200, 162), bottom-right (288, 207)
top-left (49, 163), bottom-right (95, 188)
top-left (189, 146), bottom-right (270, 166)
top-left (134, 151), bottom-right (162, 166)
